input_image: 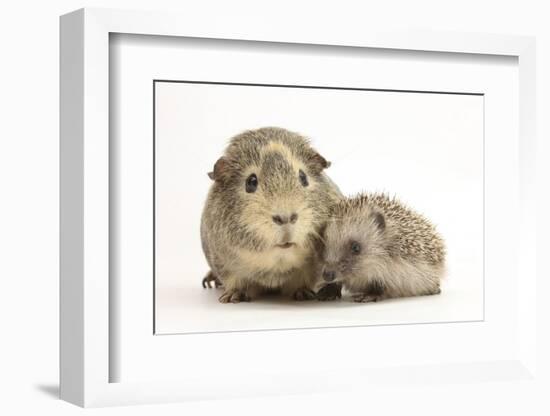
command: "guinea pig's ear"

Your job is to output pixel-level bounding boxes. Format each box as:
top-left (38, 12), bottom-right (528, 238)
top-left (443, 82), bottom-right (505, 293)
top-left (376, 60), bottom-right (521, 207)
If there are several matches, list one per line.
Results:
top-left (207, 157), bottom-right (230, 182)
top-left (309, 152), bottom-right (331, 173)
top-left (372, 211), bottom-right (386, 232)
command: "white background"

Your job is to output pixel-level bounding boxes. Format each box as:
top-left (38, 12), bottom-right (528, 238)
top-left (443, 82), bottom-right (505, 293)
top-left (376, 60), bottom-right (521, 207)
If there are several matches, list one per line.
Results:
top-left (155, 82), bottom-right (484, 334)
top-left (1, 1), bottom-right (549, 415)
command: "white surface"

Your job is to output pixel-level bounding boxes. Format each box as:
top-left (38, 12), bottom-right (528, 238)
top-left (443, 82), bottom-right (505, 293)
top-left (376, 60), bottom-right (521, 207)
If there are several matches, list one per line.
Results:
top-left (109, 21), bottom-right (525, 394)
top-left (1, 0), bottom-right (548, 415)
top-left (154, 82), bottom-right (484, 334)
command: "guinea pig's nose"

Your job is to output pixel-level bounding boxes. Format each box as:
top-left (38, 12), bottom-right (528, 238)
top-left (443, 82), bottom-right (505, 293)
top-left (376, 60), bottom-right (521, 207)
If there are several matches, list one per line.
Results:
top-left (272, 213), bottom-right (298, 226)
top-left (323, 270), bottom-right (336, 282)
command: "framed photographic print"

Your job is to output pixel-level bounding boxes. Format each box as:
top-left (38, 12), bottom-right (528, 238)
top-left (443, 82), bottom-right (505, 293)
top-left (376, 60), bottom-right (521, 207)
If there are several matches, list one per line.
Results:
top-left (60, 8), bottom-right (538, 407)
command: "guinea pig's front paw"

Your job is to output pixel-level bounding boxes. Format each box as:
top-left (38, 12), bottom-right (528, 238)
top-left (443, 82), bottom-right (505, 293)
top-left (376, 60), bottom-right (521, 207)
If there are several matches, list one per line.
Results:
top-left (202, 271), bottom-right (223, 289)
top-left (316, 283), bottom-right (342, 301)
top-left (292, 288), bottom-right (317, 301)
top-left (218, 289), bottom-right (250, 304)
top-left (352, 293), bottom-right (382, 303)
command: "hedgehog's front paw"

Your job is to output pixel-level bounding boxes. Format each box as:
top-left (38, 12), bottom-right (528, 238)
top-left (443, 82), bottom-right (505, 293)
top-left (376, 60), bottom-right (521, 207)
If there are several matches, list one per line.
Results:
top-left (218, 289), bottom-right (250, 304)
top-left (292, 288), bottom-right (316, 301)
top-left (352, 293), bottom-right (380, 303)
top-left (316, 283), bottom-right (342, 301)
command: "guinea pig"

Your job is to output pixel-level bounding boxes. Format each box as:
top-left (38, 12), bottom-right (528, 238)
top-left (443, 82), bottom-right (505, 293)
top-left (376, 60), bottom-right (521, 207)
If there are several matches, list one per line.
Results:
top-left (316, 193), bottom-right (446, 302)
top-left (201, 127), bottom-right (343, 303)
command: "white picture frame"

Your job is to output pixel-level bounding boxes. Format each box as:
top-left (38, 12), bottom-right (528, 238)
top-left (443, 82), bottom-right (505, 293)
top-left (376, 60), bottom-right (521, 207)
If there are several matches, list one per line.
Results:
top-left (60, 7), bottom-right (537, 407)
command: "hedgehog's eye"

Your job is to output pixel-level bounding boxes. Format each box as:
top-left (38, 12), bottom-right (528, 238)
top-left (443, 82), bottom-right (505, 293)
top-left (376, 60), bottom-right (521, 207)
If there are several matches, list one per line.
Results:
top-left (245, 173), bottom-right (258, 193)
top-left (299, 169), bottom-right (309, 187)
top-left (350, 241), bottom-right (361, 254)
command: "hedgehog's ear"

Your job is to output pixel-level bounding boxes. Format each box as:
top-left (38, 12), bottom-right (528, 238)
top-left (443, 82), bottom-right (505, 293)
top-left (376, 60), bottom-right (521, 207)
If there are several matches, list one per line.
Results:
top-left (310, 152), bottom-right (331, 173)
top-left (313, 223), bottom-right (328, 255)
top-left (317, 222), bottom-right (328, 239)
top-left (373, 211), bottom-right (386, 232)
top-left (208, 157), bottom-right (229, 182)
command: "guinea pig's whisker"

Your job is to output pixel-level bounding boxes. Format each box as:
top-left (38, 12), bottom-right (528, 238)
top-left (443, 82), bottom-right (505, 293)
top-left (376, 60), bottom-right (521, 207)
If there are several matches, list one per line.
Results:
top-left (309, 229), bottom-right (326, 245)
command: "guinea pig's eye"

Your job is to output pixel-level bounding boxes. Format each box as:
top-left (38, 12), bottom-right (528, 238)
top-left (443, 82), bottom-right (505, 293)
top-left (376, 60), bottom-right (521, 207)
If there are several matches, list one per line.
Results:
top-left (245, 173), bottom-right (258, 193)
top-left (298, 169), bottom-right (309, 187)
top-left (350, 241), bottom-right (361, 254)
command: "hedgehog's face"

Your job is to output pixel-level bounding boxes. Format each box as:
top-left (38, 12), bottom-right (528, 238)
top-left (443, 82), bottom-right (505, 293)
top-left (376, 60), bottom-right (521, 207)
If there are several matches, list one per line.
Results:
top-left (319, 209), bottom-right (387, 284)
top-left (208, 138), bottom-right (331, 253)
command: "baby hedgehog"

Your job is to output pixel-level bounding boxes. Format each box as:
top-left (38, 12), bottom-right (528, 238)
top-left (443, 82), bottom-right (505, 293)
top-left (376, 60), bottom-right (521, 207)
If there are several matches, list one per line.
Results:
top-left (316, 193), bottom-right (446, 302)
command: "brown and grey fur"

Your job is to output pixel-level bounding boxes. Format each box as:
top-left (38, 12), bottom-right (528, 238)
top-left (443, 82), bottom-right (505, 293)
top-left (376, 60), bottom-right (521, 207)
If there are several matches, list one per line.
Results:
top-left (316, 193), bottom-right (446, 302)
top-left (201, 127), bottom-right (343, 303)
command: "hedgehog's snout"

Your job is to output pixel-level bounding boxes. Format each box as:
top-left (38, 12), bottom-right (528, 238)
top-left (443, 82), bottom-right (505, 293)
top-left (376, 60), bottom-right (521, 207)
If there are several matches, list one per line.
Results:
top-left (322, 270), bottom-right (336, 282)
top-left (323, 272), bottom-right (336, 282)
